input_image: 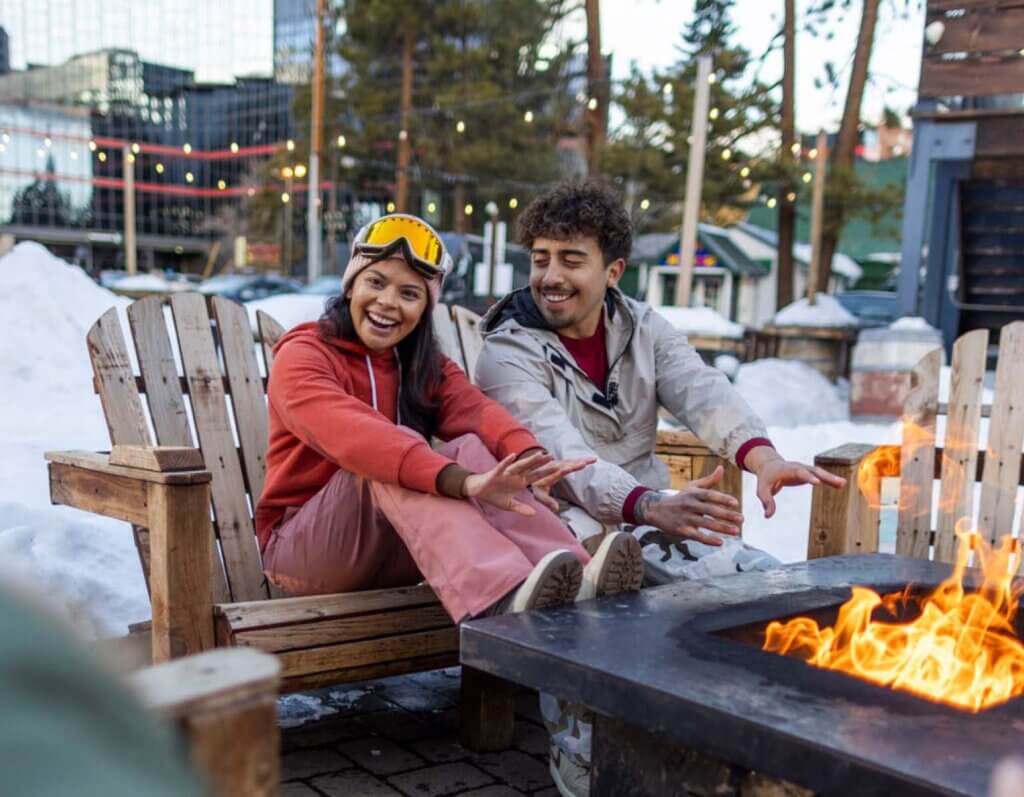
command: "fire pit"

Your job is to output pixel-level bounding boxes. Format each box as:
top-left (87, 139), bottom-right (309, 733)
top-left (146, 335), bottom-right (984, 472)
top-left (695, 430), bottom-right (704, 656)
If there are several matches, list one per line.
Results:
top-left (461, 553), bottom-right (1024, 797)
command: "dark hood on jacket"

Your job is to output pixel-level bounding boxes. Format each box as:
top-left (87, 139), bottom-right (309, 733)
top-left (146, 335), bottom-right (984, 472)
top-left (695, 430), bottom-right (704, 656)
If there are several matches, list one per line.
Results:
top-left (480, 287), bottom-right (619, 335)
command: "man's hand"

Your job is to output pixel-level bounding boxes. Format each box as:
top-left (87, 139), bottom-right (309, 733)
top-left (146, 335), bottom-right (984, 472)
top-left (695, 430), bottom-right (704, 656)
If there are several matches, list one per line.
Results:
top-left (463, 451), bottom-right (593, 516)
top-left (744, 446), bottom-right (846, 518)
top-left (634, 465), bottom-right (743, 547)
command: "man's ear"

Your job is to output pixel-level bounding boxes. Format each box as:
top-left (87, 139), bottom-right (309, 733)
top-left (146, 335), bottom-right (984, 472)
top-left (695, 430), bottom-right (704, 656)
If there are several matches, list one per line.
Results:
top-left (606, 257), bottom-right (626, 287)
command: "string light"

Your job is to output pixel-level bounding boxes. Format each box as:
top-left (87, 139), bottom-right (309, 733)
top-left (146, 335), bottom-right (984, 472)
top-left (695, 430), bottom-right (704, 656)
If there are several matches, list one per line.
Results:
top-left (155, 163), bottom-right (164, 174)
top-left (662, 83), bottom-right (673, 96)
top-left (125, 153), bottom-right (135, 164)
top-left (286, 139), bottom-right (295, 151)
top-left (587, 97), bottom-right (598, 111)
top-left (508, 197), bottom-right (518, 209)
top-left (708, 73), bottom-right (717, 84)
top-left (230, 142), bottom-right (239, 153)
top-left (427, 201), bottom-right (437, 213)
top-left (464, 203), bottom-right (474, 215)
top-left (740, 166), bottom-right (750, 178)
top-left (802, 172), bottom-right (813, 183)
top-left (456, 120), bottom-right (466, 133)
top-left (217, 179), bottom-right (227, 190)
top-left (639, 198), bottom-right (650, 210)
top-left (709, 108), bottom-right (720, 120)
top-left (721, 148), bottom-right (732, 160)
top-left (523, 110), bottom-right (534, 123)
top-left (44, 137), bottom-right (52, 148)
top-left (786, 191), bottom-right (797, 202)
top-left (97, 151), bottom-right (107, 162)
top-left (767, 197), bottom-right (777, 208)
top-left (281, 192), bottom-right (291, 203)
top-left (336, 134), bottom-right (347, 147)
top-left (69, 150), bottom-right (77, 160)
top-left (294, 164), bottom-right (307, 178)
top-left (386, 201), bottom-right (396, 212)
top-left (185, 171), bottom-right (195, 183)
top-left (88, 140), bottom-right (97, 151)
top-left (247, 188), bottom-right (256, 197)
top-left (398, 129), bottom-right (408, 141)
top-left (790, 142), bottom-right (801, 156)
top-left (809, 147), bottom-right (819, 158)
top-left (183, 143), bottom-right (192, 154)
top-left (131, 142), bottom-right (141, 154)
top-left (281, 166), bottom-right (293, 178)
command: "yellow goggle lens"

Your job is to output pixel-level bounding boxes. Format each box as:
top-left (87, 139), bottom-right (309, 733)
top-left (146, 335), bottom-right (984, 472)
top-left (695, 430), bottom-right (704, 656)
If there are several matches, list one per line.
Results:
top-left (362, 216), bottom-right (444, 266)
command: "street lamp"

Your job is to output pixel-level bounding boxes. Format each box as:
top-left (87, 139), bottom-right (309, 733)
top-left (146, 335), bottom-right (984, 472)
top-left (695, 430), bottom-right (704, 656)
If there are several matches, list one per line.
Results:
top-left (485, 201), bottom-right (499, 304)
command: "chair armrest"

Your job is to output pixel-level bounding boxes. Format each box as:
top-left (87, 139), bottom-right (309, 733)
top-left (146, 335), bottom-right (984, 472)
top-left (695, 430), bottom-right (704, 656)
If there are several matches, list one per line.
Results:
top-left (129, 648), bottom-right (281, 797)
top-left (807, 443), bottom-right (882, 559)
top-left (654, 428), bottom-right (743, 504)
top-left (45, 450), bottom-right (211, 525)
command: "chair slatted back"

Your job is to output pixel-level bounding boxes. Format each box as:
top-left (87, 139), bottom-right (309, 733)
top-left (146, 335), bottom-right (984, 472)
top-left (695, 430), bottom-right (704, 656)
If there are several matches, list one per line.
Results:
top-left (894, 322), bottom-right (1024, 563)
top-left (257, 311), bottom-right (286, 372)
top-left (433, 303), bottom-right (464, 372)
top-left (452, 305), bottom-right (484, 383)
top-left (88, 295), bottom-right (275, 605)
top-left (169, 294), bottom-right (268, 602)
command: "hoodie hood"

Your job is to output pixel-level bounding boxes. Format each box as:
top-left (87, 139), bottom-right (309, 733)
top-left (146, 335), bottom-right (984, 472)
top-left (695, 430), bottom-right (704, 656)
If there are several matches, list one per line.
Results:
top-left (480, 286), bottom-right (621, 336)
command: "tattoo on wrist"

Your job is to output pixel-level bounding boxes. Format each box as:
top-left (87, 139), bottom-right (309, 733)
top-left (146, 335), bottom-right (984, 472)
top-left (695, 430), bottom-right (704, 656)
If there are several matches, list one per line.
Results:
top-left (635, 491), bottom-right (664, 525)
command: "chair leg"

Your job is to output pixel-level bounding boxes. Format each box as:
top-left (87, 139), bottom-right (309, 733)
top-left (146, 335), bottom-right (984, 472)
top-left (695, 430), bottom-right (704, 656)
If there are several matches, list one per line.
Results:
top-left (460, 666), bottom-right (515, 752)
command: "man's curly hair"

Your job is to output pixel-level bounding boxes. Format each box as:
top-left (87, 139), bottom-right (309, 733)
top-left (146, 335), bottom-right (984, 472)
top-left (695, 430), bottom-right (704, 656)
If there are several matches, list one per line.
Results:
top-left (516, 179), bottom-right (632, 266)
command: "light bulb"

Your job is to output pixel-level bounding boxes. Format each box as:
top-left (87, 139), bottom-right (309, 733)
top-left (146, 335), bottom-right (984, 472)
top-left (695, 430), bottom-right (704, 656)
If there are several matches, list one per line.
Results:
top-left (286, 139), bottom-right (295, 151)
top-left (281, 192), bottom-right (291, 203)
top-left (456, 120), bottom-right (466, 133)
top-left (464, 203), bottom-right (474, 215)
top-left (217, 180), bottom-right (227, 190)
top-left (183, 143), bottom-right (192, 154)
top-left (336, 134), bottom-right (346, 147)
top-left (508, 197), bottom-right (518, 209)
top-left (155, 163), bottom-right (164, 174)
top-left (639, 198), bottom-right (650, 210)
top-left (230, 142), bottom-right (239, 153)
top-left (186, 171), bottom-right (194, 183)
top-left (523, 110), bottom-right (534, 123)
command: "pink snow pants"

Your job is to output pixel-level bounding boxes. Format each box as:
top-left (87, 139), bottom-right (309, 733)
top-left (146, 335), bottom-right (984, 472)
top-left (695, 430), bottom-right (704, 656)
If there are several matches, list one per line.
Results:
top-left (261, 433), bottom-right (590, 622)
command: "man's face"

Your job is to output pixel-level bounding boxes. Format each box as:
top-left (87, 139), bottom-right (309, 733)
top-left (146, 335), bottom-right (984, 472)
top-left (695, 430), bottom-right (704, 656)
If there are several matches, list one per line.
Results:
top-left (529, 235), bottom-right (624, 339)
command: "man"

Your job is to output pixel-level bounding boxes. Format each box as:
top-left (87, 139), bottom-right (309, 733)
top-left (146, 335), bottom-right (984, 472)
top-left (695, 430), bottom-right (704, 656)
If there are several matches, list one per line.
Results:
top-left (475, 179), bottom-right (844, 795)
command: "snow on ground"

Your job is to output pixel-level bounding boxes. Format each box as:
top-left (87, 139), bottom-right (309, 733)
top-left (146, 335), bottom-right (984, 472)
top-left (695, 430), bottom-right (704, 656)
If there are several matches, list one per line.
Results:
top-left (733, 358), bottom-right (849, 427)
top-left (110, 273), bottom-right (191, 293)
top-left (653, 305), bottom-right (745, 338)
top-left (0, 243), bottom-right (148, 637)
top-left (247, 293), bottom-right (328, 332)
top-left (890, 316), bottom-right (935, 332)
top-left (771, 294), bottom-right (858, 327)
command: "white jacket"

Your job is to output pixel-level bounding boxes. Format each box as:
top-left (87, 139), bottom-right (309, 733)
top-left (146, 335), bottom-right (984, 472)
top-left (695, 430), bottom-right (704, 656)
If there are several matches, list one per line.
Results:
top-left (476, 288), bottom-right (767, 524)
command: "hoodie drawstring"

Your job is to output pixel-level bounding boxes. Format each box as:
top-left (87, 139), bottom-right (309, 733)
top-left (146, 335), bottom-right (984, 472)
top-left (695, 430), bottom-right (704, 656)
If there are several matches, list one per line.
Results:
top-left (365, 352), bottom-right (402, 426)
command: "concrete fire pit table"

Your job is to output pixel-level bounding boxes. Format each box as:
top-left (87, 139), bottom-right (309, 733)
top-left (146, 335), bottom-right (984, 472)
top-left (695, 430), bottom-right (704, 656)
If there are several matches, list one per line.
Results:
top-left (460, 554), bottom-right (1021, 797)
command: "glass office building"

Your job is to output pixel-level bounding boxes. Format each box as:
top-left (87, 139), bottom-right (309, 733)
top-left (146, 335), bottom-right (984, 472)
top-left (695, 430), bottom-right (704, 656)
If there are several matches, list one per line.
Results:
top-left (0, 0), bottom-right (296, 271)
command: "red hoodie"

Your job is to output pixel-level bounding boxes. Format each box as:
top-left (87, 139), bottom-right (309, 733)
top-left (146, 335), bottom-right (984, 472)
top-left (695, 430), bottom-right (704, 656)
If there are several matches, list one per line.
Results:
top-left (254, 322), bottom-right (540, 549)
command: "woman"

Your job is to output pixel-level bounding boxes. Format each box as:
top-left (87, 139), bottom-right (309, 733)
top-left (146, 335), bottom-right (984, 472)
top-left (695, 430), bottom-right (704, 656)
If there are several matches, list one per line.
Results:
top-left (255, 213), bottom-right (642, 621)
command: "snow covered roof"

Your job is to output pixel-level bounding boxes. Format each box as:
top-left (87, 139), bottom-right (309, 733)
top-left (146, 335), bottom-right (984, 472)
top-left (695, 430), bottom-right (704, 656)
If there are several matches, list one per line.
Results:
top-left (736, 222), bottom-right (863, 282)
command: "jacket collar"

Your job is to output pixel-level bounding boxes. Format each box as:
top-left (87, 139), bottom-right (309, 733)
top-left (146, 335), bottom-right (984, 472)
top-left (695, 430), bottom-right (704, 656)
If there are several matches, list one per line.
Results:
top-left (481, 286), bottom-right (627, 335)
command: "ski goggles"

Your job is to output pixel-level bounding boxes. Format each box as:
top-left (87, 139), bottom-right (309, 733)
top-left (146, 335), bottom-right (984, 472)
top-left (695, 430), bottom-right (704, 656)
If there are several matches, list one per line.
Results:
top-left (352, 214), bottom-right (451, 281)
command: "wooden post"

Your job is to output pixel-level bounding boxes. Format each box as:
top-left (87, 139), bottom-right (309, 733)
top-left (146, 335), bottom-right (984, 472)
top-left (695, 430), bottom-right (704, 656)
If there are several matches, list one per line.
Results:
top-left (460, 666), bottom-right (515, 752)
top-left (454, 181), bottom-right (468, 234)
top-left (123, 145), bottom-right (137, 275)
top-left (807, 444), bottom-right (880, 559)
top-left (306, 0), bottom-right (326, 282)
top-left (675, 54), bottom-right (712, 308)
top-left (396, 28), bottom-right (414, 212)
top-left (807, 129), bottom-right (828, 305)
top-left (585, 0), bottom-right (606, 175)
top-left (147, 482), bottom-right (214, 662)
top-left (776, 0), bottom-right (797, 310)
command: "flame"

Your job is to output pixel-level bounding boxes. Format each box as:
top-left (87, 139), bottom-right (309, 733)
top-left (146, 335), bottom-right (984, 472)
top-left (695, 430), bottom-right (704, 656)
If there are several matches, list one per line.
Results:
top-left (764, 528), bottom-right (1024, 712)
top-left (857, 443), bottom-right (901, 508)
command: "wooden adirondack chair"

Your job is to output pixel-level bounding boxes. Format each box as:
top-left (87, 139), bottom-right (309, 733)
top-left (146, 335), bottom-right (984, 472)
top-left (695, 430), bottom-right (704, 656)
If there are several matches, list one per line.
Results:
top-left (807, 322), bottom-right (1024, 561)
top-left (45, 294), bottom-right (511, 751)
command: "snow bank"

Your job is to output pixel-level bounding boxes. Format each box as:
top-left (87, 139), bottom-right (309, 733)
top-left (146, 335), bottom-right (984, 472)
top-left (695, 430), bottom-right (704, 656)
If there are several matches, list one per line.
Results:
top-left (733, 358), bottom-right (848, 427)
top-left (653, 305), bottom-right (745, 339)
top-left (889, 316), bottom-right (935, 332)
top-left (247, 293), bottom-right (328, 332)
top-left (771, 294), bottom-right (858, 328)
top-left (0, 242), bottom-right (147, 636)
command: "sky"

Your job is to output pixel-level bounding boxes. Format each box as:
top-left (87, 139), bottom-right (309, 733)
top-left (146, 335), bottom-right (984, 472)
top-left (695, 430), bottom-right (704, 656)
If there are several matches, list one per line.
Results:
top-left (598, 0), bottom-right (924, 132)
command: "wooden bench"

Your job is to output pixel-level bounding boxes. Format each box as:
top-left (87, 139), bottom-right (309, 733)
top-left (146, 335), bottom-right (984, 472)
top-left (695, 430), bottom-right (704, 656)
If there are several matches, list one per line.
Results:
top-left (807, 322), bottom-right (1024, 561)
top-left (44, 295), bottom-right (740, 755)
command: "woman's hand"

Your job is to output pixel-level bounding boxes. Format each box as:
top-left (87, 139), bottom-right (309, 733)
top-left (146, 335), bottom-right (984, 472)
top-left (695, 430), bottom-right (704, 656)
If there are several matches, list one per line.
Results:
top-left (463, 452), bottom-right (594, 516)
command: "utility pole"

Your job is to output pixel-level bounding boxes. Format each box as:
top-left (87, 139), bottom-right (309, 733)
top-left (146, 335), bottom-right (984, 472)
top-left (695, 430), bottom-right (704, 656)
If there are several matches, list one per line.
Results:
top-left (585, 0), bottom-right (606, 175)
top-left (307, 0), bottom-right (325, 281)
top-left (777, 0), bottom-right (796, 309)
top-left (396, 28), bottom-right (414, 212)
top-left (486, 201), bottom-right (499, 305)
top-left (123, 145), bottom-right (137, 275)
top-left (674, 54), bottom-right (712, 308)
top-left (454, 181), bottom-right (467, 234)
top-left (807, 130), bottom-right (828, 305)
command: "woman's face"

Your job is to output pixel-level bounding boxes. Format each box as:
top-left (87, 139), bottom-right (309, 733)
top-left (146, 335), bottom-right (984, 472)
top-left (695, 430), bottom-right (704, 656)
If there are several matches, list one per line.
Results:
top-left (346, 256), bottom-right (429, 351)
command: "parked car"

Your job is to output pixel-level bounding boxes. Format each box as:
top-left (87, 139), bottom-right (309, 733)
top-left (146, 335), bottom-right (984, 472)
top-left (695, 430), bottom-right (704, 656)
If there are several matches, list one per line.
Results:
top-left (300, 276), bottom-right (342, 295)
top-left (834, 290), bottom-right (900, 328)
top-left (197, 273), bottom-right (302, 303)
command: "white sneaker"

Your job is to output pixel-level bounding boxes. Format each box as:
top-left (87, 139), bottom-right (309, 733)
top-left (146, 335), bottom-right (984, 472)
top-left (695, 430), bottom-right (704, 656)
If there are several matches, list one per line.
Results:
top-left (508, 549), bottom-right (583, 613)
top-left (549, 742), bottom-right (590, 797)
top-left (576, 531), bottom-right (643, 602)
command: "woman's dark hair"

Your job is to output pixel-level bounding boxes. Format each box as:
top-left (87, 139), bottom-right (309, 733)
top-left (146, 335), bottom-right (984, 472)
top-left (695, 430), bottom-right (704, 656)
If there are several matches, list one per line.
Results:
top-left (516, 178), bottom-right (633, 265)
top-left (319, 283), bottom-right (444, 441)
